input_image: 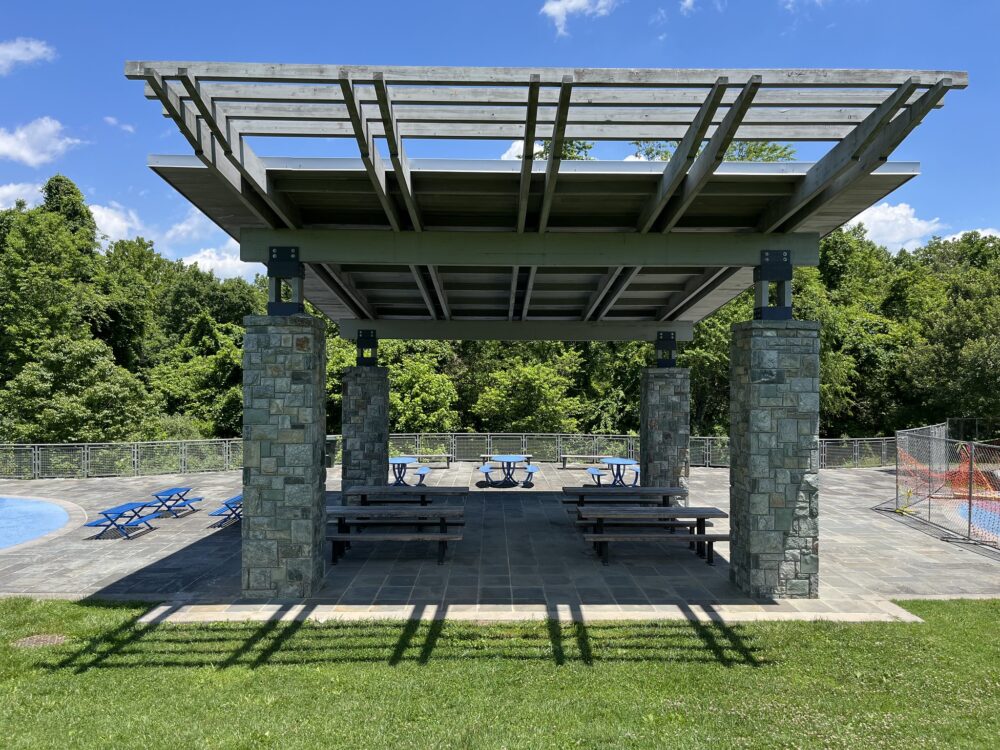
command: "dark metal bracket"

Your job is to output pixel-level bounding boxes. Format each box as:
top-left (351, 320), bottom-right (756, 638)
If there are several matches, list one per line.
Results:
top-left (753, 250), bottom-right (793, 321)
top-left (266, 246), bottom-right (305, 315)
top-left (356, 329), bottom-right (378, 366)
top-left (656, 330), bottom-right (677, 368)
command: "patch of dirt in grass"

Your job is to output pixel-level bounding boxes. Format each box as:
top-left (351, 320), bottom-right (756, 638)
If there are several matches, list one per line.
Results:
top-left (13, 634), bottom-right (68, 648)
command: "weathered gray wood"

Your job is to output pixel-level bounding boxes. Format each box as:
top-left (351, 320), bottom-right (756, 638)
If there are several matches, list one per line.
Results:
top-left (409, 265), bottom-right (438, 319)
top-left (538, 76), bottom-right (574, 233)
top-left (316, 263), bottom-right (377, 319)
top-left (339, 75), bottom-right (401, 231)
top-left (517, 75), bottom-right (540, 233)
top-left (562, 486), bottom-right (688, 496)
top-left (427, 265), bottom-right (451, 320)
top-left (241, 229), bottom-right (821, 267)
top-left (582, 532), bottom-right (728, 541)
top-left (783, 79), bottom-right (953, 232)
top-left (338, 319), bottom-right (694, 342)
top-left (757, 77), bottom-right (921, 233)
top-left (593, 266), bottom-right (641, 320)
top-left (327, 506), bottom-right (465, 518)
top-left (374, 73), bottom-right (421, 232)
top-left (342, 485), bottom-right (469, 496)
top-left (578, 507), bottom-right (726, 519)
top-left (327, 532), bottom-right (463, 541)
top-left (660, 77), bottom-right (762, 232)
top-left (126, 62), bottom-right (968, 88)
top-left (637, 77), bottom-right (728, 233)
top-left (581, 267), bottom-right (623, 321)
top-left (521, 266), bottom-right (537, 320)
top-left (656, 266), bottom-right (737, 321)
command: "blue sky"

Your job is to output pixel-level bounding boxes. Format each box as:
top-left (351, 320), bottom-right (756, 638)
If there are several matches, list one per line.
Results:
top-left (1, 0), bottom-right (996, 277)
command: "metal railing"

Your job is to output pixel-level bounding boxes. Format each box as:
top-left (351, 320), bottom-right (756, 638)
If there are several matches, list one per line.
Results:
top-left (895, 423), bottom-right (1000, 548)
top-left (1, 433), bottom-right (896, 480)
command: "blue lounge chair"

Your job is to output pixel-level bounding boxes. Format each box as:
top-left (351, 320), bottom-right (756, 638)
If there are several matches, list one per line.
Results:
top-left (586, 467), bottom-right (607, 486)
top-left (208, 494), bottom-right (243, 528)
top-left (523, 464), bottom-right (540, 484)
top-left (414, 466), bottom-right (432, 486)
top-left (478, 464), bottom-right (494, 486)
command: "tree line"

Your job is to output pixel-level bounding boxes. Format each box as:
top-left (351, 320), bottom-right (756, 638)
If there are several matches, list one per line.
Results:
top-left (1, 174), bottom-right (997, 444)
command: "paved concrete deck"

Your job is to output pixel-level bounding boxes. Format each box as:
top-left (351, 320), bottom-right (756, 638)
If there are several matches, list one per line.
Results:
top-left (1, 465), bottom-right (997, 624)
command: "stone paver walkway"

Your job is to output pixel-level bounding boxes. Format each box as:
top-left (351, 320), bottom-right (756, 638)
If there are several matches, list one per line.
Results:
top-left (1, 465), bottom-right (997, 624)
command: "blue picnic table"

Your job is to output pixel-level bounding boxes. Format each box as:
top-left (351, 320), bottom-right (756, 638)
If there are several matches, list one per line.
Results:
top-left (149, 487), bottom-right (202, 517)
top-left (600, 457), bottom-right (639, 487)
top-left (208, 494), bottom-right (243, 527)
top-left (389, 457), bottom-right (418, 486)
top-left (85, 502), bottom-right (161, 539)
top-left (491, 454), bottom-right (528, 484)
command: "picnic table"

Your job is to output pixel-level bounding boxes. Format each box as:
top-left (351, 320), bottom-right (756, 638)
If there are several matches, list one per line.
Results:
top-left (149, 487), bottom-right (202, 517)
top-left (340, 485), bottom-right (468, 506)
top-left (327, 505), bottom-right (465, 564)
top-left (389, 456), bottom-right (418, 486)
top-left (561, 485), bottom-right (688, 507)
top-left (577, 505), bottom-right (729, 564)
top-left (85, 502), bottom-right (161, 539)
top-left (600, 457), bottom-right (639, 486)
top-left (483, 454), bottom-right (529, 484)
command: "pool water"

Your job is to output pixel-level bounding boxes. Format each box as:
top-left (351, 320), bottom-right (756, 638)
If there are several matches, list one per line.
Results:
top-left (0, 497), bottom-right (70, 549)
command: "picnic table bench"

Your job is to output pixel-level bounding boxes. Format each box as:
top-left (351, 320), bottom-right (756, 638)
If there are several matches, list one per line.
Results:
top-left (85, 502), bottom-right (161, 539)
top-left (326, 505), bottom-right (465, 564)
top-left (342, 485), bottom-right (468, 506)
top-left (480, 453), bottom-right (532, 464)
top-left (208, 494), bottom-right (243, 527)
top-left (149, 487), bottom-right (203, 517)
top-left (415, 453), bottom-right (454, 468)
top-left (578, 506), bottom-right (729, 565)
top-left (561, 486), bottom-right (688, 507)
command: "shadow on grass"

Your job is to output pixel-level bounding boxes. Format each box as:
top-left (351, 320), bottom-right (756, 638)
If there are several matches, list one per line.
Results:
top-left (41, 600), bottom-right (763, 674)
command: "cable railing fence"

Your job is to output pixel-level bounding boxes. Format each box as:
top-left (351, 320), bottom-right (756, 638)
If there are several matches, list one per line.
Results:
top-left (1, 433), bottom-right (895, 480)
top-left (895, 423), bottom-right (1000, 548)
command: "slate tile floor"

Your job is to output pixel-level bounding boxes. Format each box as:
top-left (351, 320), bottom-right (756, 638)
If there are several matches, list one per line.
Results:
top-left (1, 465), bottom-right (998, 623)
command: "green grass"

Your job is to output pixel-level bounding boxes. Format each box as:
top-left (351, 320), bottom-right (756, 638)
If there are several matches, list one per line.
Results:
top-left (1, 598), bottom-right (997, 749)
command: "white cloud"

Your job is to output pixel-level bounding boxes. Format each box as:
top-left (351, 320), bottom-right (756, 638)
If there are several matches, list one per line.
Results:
top-left (651, 7), bottom-right (669, 24)
top-left (0, 37), bottom-right (55, 76)
top-left (944, 228), bottom-right (1000, 241)
top-left (163, 206), bottom-right (216, 243)
top-left (500, 140), bottom-right (543, 160)
top-left (781, 0), bottom-right (826, 11)
top-left (624, 153), bottom-right (648, 161)
top-left (540, 0), bottom-right (619, 35)
top-left (90, 201), bottom-right (148, 242)
top-left (181, 238), bottom-right (262, 279)
top-left (849, 202), bottom-right (946, 252)
top-left (0, 117), bottom-right (82, 167)
top-left (679, 0), bottom-right (696, 15)
top-left (0, 182), bottom-right (42, 208)
top-left (103, 116), bottom-right (136, 134)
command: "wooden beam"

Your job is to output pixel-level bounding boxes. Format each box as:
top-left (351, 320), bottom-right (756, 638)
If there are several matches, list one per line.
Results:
top-left (660, 76), bottom-right (762, 232)
top-left (637, 76), bottom-right (728, 233)
top-left (538, 76), bottom-right (573, 233)
top-left (656, 267), bottom-right (738, 321)
top-left (517, 75), bottom-right (540, 233)
top-left (339, 74), bottom-right (402, 231)
top-left (427, 265), bottom-right (451, 320)
top-left (757, 77), bottom-right (920, 233)
top-left (314, 263), bottom-right (377, 319)
top-left (782, 78), bottom-right (953, 232)
top-left (521, 266), bottom-right (537, 319)
top-left (507, 266), bottom-right (519, 320)
top-left (593, 266), bottom-right (641, 320)
top-left (177, 71), bottom-right (301, 229)
top-left (242, 229), bottom-right (822, 267)
top-left (408, 265), bottom-right (437, 319)
top-left (582, 267), bottom-right (623, 321)
top-left (374, 73), bottom-right (421, 231)
top-left (338, 318), bottom-right (695, 342)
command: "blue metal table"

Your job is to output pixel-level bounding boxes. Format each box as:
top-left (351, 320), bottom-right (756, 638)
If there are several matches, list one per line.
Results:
top-left (88, 502), bottom-right (159, 539)
top-left (150, 486), bottom-right (196, 517)
top-left (389, 456), bottom-right (418, 486)
top-left (600, 457), bottom-right (639, 487)
top-left (490, 454), bottom-right (528, 484)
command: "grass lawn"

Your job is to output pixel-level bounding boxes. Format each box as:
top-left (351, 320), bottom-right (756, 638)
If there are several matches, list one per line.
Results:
top-left (1, 598), bottom-right (998, 749)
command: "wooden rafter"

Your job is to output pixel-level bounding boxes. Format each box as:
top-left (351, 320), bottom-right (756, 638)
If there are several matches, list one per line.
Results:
top-left (538, 76), bottom-right (573, 233)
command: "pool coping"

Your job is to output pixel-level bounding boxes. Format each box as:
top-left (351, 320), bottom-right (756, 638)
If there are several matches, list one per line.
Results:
top-left (0, 495), bottom-right (89, 554)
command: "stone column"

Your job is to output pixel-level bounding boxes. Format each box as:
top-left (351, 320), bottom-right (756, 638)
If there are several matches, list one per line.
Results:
top-left (640, 368), bottom-right (691, 491)
top-left (341, 366), bottom-right (389, 496)
top-left (241, 314), bottom-right (327, 599)
top-left (729, 320), bottom-right (820, 599)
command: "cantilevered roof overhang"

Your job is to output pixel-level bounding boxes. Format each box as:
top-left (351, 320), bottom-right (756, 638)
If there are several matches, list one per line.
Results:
top-left (127, 62), bottom-right (965, 340)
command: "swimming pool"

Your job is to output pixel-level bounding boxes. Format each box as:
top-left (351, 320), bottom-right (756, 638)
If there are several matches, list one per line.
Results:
top-left (0, 497), bottom-right (70, 549)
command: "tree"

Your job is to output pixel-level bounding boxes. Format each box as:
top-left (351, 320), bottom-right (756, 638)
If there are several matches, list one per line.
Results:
top-left (472, 361), bottom-right (582, 432)
top-left (630, 140), bottom-right (795, 162)
top-left (538, 139), bottom-right (594, 160)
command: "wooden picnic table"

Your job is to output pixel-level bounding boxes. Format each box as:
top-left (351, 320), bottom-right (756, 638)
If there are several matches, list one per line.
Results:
top-left (341, 485), bottom-right (468, 506)
top-left (577, 505), bottom-right (728, 564)
top-left (326, 504), bottom-right (465, 564)
top-left (561, 485), bottom-right (688, 507)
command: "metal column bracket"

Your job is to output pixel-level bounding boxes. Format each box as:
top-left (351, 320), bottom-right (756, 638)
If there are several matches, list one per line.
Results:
top-left (356, 329), bottom-right (378, 366)
top-left (753, 250), bottom-right (793, 320)
top-left (266, 246), bottom-right (305, 315)
top-left (656, 331), bottom-right (677, 368)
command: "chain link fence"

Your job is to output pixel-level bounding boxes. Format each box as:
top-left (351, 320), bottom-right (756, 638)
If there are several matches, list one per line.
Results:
top-left (896, 423), bottom-right (1000, 548)
top-left (2, 433), bottom-right (896, 480)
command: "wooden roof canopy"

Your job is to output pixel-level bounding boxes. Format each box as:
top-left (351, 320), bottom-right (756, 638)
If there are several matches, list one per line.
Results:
top-left (126, 62), bottom-right (966, 340)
